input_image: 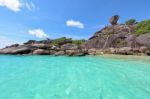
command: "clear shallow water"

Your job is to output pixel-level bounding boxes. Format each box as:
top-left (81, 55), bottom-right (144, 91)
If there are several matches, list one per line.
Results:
top-left (0, 55), bottom-right (150, 99)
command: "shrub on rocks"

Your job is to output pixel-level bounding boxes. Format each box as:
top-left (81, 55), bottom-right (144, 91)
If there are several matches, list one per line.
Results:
top-left (125, 19), bottom-right (136, 25)
top-left (135, 20), bottom-right (150, 35)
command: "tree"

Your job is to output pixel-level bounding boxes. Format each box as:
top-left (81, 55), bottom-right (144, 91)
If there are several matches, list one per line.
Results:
top-left (135, 19), bottom-right (150, 35)
top-left (125, 19), bottom-right (136, 25)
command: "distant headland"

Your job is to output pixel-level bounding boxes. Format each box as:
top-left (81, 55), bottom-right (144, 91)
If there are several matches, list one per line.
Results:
top-left (0, 15), bottom-right (150, 56)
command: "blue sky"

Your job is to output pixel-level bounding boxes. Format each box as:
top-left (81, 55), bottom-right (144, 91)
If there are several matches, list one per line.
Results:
top-left (0, 0), bottom-right (149, 48)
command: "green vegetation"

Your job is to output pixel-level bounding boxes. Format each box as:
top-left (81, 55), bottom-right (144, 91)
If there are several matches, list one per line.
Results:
top-left (50, 37), bottom-right (72, 46)
top-left (50, 37), bottom-right (85, 46)
top-left (72, 39), bottom-right (86, 46)
top-left (135, 19), bottom-right (150, 35)
top-left (125, 19), bottom-right (136, 25)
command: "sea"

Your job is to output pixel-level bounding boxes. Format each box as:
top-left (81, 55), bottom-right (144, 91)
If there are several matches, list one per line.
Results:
top-left (0, 55), bottom-right (150, 99)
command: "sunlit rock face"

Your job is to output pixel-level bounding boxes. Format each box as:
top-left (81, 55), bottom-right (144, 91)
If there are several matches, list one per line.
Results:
top-left (84, 25), bottom-right (137, 49)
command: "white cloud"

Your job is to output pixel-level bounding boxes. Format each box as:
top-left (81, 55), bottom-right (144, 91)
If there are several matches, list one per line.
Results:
top-left (0, 0), bottom-right (36, 12)
top-left (0, 0), bottom-right (22, 12)
top-left (25, 1), bottom-right (35, 11)
top-left (66, 19), bottom-right (84, 29)
top-left (28, 29), bottom-right (49, 38)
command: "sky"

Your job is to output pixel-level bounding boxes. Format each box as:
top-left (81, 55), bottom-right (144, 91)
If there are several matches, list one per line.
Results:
top-left (0, 0), bottom-right (149, 48)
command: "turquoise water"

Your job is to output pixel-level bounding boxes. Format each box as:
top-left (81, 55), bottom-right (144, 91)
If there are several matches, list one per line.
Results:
top-left (0, 55), bottom-right (150, 99)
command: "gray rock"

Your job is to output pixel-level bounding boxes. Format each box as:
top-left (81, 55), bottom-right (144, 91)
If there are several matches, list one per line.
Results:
top-left (30, 43), bottom-right (50, 49)
top-left (5, 44), bottom-right (19, 48)
top-left (65, 50), bottom-right (86, 56)
top-left (61, 44), bottom-right (78, 50)
top-left (88, 49), bottom-right (96, 55)
top-left (109, 15), bottom-right (119, 25)
top-left (136, 33), bottom-right (150, 48)
top-left (33, 49), bottom-right (50, 55)
top-left (116, 47), bottom-right (133, 55)
top-left (0, 46), bottom-right (31, 54)
top-left (85, 25), bottom-right (136, 49)
top-left (139, 46), bottom-right (147, 53)
top-left (146, 50), bottom-right (150, 56)
top-left (54, 51), bottom-right (65, 56)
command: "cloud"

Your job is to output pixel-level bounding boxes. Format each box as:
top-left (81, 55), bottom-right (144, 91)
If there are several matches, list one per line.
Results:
top-left (28, 29), bottom-right (49, 38)
top-left (0, 0), bottom-right (36, 12)
top-left (25, 1), bottom-right (35, 11)
top-left (66, 19), bottom-right (84, 29)
top-left (0, 0), bottom-right (22, 12)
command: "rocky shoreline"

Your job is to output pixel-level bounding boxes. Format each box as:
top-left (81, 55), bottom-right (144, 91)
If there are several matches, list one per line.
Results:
top-left (0, 45), bottom-right (150, 56)
top-left (0, 15), bottom-right (150, 56)
top-left (0, 41), bottom-right (88, 56)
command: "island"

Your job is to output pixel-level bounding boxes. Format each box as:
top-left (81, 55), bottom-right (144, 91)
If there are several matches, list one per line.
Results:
top-left (0, 15), bottom-right (150, 56)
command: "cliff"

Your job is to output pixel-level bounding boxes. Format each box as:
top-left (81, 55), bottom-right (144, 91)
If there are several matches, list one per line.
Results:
top-left (84, 16), bottom-right (150, 55)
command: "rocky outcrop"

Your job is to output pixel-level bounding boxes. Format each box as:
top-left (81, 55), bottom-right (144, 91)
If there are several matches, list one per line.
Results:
top-left (109, 15), bottom-right (119, 25)
top-left (5, 44), bottom-right (19, 48)
top-left (54, 51), bottom-right (65, 56)
top-left (136, 33), bottom-right (150, 48)
top-left (0, 41), bottom-right (87, 56)
top-left (0, 45), bottom-right (31, 54)
top-left (33, 49), bottom-right (50, 55)
top-left (85, 25), bottom-right (137, 49)
top-left (84, 22), bottom-right (150, 56)
top-left (61, 44), bottom-right (78, 50)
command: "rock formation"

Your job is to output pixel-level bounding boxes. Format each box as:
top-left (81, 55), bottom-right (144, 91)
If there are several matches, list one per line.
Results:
top-left (84, 23), bottom-right (150, 55)
top-left (0, 15), bottom-right (150, 56)
top-left (109, 15), bottom-right (119, 25)
top-left (0, 39), bottom-right (87, 56)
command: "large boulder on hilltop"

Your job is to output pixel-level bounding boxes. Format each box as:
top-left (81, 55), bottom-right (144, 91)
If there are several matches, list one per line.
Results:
top-left (109, 15), bottom-right (119, 25)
